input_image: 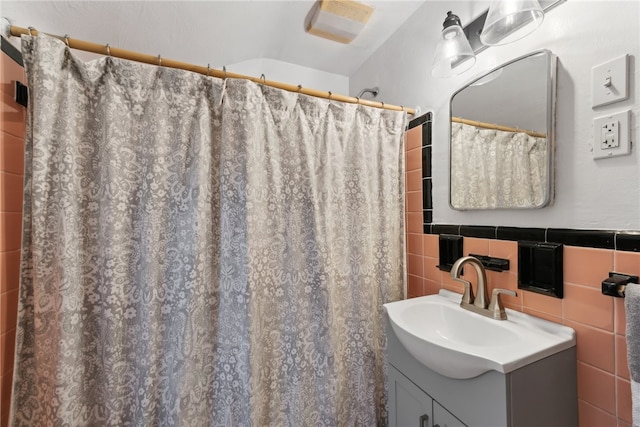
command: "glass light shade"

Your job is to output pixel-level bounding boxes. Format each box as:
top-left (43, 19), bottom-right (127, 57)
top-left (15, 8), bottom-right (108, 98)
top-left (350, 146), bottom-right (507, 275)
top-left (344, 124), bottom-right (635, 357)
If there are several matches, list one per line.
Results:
top-left (431, 23), bottom-right (476, 78)
top-left (480, 0), bottom-right (544, 46)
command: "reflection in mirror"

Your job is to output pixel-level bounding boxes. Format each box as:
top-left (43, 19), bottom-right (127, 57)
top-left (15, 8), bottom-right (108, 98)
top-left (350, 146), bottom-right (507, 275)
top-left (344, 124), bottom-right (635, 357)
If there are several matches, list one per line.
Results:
top-left (450, 50), bottom-right (557, 210)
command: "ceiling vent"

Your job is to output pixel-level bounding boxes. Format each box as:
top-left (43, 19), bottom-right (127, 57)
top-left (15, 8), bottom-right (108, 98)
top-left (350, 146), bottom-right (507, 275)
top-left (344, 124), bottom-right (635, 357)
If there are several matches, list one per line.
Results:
top-left (305, 0), bottom-right (374, 44)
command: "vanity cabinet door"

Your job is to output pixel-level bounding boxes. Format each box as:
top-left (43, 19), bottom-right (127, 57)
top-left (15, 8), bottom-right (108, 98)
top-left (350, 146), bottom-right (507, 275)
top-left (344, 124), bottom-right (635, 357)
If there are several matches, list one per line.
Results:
top-left (388, 365), bottom-right (433, 427)
top-left (433, 400), bottom-right (467, 427)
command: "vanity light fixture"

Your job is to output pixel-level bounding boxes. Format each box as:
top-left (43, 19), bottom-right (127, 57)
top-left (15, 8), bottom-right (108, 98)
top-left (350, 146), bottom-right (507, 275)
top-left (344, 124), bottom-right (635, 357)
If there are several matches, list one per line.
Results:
top-left (480, 0), bottom-right (545, 45)
top-left (431, 11), bottom-right (476, 78)
top-left (431, 0), bottom-right (556, 78)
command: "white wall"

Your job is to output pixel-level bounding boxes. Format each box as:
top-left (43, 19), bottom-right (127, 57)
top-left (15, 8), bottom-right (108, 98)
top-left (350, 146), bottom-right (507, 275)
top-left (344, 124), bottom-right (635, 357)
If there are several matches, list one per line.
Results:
top-left (350, 0), bottom-right (640, 231)
top-left (226, 58), bottom-right (348, 95)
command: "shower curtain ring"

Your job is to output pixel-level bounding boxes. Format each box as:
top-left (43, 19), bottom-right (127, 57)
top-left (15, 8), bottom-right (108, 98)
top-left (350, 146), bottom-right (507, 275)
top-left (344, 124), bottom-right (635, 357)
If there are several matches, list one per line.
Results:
top-left (381, 101), bottom-right (385, 108)
top-left (105, 44), bottom-right (111, 57)
top-left (297, 85), bottom-right (303, 93)
top-left (223, 66), bottom-right (227, 79)
top-left (157, 55), bottom-right (162, 67)
top-left (355, 96), bottom-right (360, 104)
top-left (400, 105), bottom-right (405, 112)
top-left (260, 74), bottom-right (266, 83)
top-left (64, 34), bottom-right (70, 47)
top-left (206, 63), bottom-right (211, 77)
top-left (328, 91), bottom-right (332, 100)
top-left (27, 26), bottom-right (35, 36)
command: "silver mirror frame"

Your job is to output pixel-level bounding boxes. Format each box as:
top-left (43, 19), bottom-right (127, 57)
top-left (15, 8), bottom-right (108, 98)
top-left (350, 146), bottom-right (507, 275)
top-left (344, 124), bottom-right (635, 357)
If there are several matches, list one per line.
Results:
top-left (449, 49), bottom-right (557, 210)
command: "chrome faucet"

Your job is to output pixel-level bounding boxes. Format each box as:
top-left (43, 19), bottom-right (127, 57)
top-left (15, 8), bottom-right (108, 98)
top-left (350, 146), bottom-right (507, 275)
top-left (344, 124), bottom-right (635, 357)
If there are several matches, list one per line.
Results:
top-left (450, 256), bottom-right (516, 320)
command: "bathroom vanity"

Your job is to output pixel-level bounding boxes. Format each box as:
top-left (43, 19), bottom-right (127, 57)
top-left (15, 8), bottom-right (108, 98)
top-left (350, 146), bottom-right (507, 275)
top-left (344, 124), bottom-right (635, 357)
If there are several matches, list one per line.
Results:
top-left (384, 292), bottom-right (578, 427)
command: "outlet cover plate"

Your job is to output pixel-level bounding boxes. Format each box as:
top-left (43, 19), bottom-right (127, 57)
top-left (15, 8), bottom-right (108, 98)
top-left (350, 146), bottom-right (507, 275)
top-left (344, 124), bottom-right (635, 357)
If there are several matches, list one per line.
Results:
top-left (592, 54), bottom-right (629, 108)
top-left (593, 110), bottom-right (631, 160)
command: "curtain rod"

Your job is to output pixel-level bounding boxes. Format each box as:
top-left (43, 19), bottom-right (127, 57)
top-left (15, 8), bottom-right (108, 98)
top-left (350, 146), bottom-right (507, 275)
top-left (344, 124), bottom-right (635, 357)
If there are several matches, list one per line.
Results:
top-left (9, 25), bottom-right (415, 116)
top-left (452, 117), bottom-right (547, 139)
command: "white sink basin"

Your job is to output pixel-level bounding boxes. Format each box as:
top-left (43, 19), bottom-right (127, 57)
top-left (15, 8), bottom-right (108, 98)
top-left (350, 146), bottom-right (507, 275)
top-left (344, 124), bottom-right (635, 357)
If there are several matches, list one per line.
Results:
top-left (383, 289), bottom-right (575, 379)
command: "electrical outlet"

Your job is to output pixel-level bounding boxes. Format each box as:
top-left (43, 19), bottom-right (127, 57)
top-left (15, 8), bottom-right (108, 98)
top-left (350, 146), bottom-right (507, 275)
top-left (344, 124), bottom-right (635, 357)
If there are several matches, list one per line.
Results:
top-left (593, 110), bottom-right (631, 160)
top-left (601, 121), bottom-right (619, 149)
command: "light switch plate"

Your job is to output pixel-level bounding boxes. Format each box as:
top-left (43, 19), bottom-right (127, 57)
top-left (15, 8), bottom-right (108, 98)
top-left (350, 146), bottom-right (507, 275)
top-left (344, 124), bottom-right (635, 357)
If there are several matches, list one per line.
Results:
top-left (592, 54), bottom-right (629, 108)
top-left (592, 110), bottom-right (631, 160)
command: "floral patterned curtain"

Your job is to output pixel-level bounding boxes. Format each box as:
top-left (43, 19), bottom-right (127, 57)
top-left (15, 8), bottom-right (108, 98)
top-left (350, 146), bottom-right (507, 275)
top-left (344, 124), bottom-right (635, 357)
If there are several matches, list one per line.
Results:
top-left (450, 122), bottom-right (547, 209)
top-left (11, 35), bottom-right (405, 426)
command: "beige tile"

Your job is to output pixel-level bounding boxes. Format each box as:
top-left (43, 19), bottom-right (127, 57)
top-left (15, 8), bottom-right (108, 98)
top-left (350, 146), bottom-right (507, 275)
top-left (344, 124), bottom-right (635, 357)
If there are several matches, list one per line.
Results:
top-left (0, 172), bottom-right (23, 213)
top-left (523, 289), bottom-right (563, 318)
top-left (523, 307), bottom-right (561, 324)
top-left (615, 298), bottom-right (626, 335)
top-left (564, 284), bottom-right (614, 331)
top-left (424, 279), bottom-right (440, 296)
top-left (489, 240), bottom-right (518, 273)
top-left (0, 213), bottom-right (22, 252)
top-left (1, 370), bottom-right (12, 419)
top-left (406, 212), bottom-right (422, 234)
top-left (407, 274), bottom-right (423, 298)
top-left (0, 251), bottom-right (20, 294)
top-left (0, 52), bottom-right (26, 93)
top-left (616, 334), bottom-right (629, 380)
top-left (463, 237), bottom-right (490, 257)
top-left (423, 257), bottom-right (441, 283)
top-left (0, 289), bottom-right (18, 334)
top-left (577, 399), bottom-right (616, 427)
top-left (0, 328), bottom-right (15, 376)
top-left (0, 90), bottom-right (27, 140)
top-left (407, 253), bottom-right (423, 277)
top-left (565, 319), bottom-right (615, 373)
top-left (577, 362), bottom-right (616, 414)
top-left (423, 234), bottom-right (438, 258)
top-left (406, 190), bottom-right (422, 213)
top-left (405, 147), bottom-right (421, 172)
top-left (616, 377), bottom-right (632, 424)
top-left (0, 131), bottom-right (25, 175)
top-left (405, 126), bottom-right (421, 151)
top-left (406, 169), bottom-right (422, 192)
top-left (614, 250), bottom-right (640, 277)
top-left (406, 233), bottom-right (423, 256)
top-left (564, 246), bottom-right (613, 289)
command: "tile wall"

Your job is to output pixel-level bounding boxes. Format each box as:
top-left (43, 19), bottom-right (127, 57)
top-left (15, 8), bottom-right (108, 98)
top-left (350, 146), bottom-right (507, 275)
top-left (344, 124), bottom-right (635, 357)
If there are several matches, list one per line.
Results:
top-left (0, 48), bottom-right (26, 427)
top-left (405, 124), bottom-right (634, 426)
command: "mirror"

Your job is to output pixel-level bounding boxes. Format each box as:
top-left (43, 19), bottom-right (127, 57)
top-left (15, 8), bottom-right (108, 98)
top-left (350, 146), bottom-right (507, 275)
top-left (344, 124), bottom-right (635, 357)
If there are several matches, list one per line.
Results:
top-left (449, 50), bottom-right (557, 210)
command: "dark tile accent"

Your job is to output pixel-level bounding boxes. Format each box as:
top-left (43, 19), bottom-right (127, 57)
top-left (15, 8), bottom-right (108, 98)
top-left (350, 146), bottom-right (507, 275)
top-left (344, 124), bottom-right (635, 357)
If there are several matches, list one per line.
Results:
top-left (468, 254), bottom-right (510, 272)
top-left (423, 223), bottom-right (433, 234)
top-left (426, 224), bottom-right (640, 252)
top-left (496, 227), bottom-right (546, 242)
top-left (518, 241), bottom-right (564, 298)
top-left (1, 37), bottom-right (24, 66)
top-left (407, 112), bottom-right (432, 130)
top-left (14, 81), bottom-right (28, 107)
top-left (616, 232), bottom-right (640, 252)
top-left (438, 235), bottom-right (463, 272)
top-left (422, 121), bottom-right (432, 146)
top-left (422, 179), bottom-right (432, 210)
top-left (460, 225), bottom-right (496, 239)
top-left (422, 146), bottom-right (432, 178)
top-left (547, 228), bottom-right (615, 250)
top-left (431, 224), bottom-right (460, 235)
top-left (423, 209), bottom-right (433, 225)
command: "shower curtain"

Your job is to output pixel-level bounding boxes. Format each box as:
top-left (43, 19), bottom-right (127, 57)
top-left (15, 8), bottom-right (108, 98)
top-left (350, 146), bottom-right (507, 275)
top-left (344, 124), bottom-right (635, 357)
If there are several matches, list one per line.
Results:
top-left (450, 121), bottom-right (547, 209)
top-left (11, 35), bottom-right (406, 426)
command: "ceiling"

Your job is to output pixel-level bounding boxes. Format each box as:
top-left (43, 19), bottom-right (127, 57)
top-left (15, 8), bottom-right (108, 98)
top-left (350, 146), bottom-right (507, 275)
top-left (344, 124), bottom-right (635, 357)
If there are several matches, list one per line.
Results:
top-left (2, 0), bottom-right (426, 77)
